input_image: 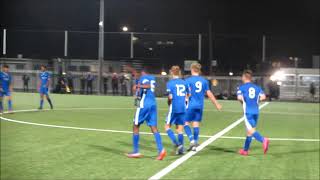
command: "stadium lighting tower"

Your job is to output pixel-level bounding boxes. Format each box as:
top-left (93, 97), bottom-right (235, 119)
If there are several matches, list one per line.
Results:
top-left (122, 26), bottom-right (129, 32)
top-left (97, 0), bottom-right (105, 95)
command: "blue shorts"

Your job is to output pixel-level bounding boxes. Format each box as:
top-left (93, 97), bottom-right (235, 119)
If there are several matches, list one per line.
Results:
top-left (40, 87), bottom-right (49, 95)
top-left (244, 113), bottom-right (259, 130)
top-left (185, 108), bottom-right (203, 122)
top-left (133, 105), bottom-right (157, 127)
top-left (0, 90), bottom-right (11, 97)
top-left (166, 112), bottom-right (185, 126)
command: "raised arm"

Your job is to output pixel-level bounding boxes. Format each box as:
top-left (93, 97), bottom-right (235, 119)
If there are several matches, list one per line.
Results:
top-left (206, 90), bottom-right (222, 111)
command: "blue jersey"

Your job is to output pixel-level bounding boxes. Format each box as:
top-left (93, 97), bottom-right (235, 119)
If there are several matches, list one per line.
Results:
top-left (0, 72), bottom-right (12, 91)
top-left (139, 75), bottom-right (156, 108)
top-left (185, 76), bottom-right (209, 109)
top-left (237, 82), bottom-right (265, 114)
top-left (166, 78), bottom-right (189, 113)
top-left (39, 71), bottom-right (51, 88)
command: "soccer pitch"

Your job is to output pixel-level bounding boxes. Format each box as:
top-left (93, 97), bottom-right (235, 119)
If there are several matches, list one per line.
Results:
top-left (1, 93), bottom-right (319, 180)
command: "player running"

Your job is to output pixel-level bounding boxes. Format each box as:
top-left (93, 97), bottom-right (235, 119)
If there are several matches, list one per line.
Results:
top-left (126, 69), bottom-right (166, 160)
top-left (38, 65), bottom-right (53, 110)
top-left (165, 66), bottom-right (189, 155)
top-left (0, 65), bottom-right (13, 113)
top-left (184, 63), bottom-right (222, 151)
top-left (237, 70), bottom-right (269, 156)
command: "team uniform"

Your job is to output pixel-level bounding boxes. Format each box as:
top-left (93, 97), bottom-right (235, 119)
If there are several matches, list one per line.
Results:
top-left (166, 78), bottom-right (189, 125)
top-left (237, 82), bottom-right (264, 130)
top-left (0, 71), bottom-right (13, 111)
top-left (237, 82), bottom-right (269, 155)
top-left (39, 71), bottom-right (51, 95)
top-left (129, 74), bottom-right (164, 159)
top-left (133, 75), bottom-right (157, 126)
top-left (185, 76), bottom-right (210, 122)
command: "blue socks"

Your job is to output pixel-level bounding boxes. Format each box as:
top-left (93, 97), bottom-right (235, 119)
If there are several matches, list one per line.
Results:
top-left (178, 133), bottom-right (184, 146)
top-left (194, 127), bottom-right (200, 143)
top-left (166, 129), bottom-right (178, 146)
top-left (40, 99), bottom-right (44, 109)
top-left (133, 134), bottom-right (139, 153)
top-left (184, 125), bottom-right (194, 141)
top-left (253, 131), bottom-right (264, 143)
top-left (243, 136), bottom-right (253, 151)
top-left (153, 132), bottom-right (163, 153)
top-left (8, 100), bottom-right (12, 111)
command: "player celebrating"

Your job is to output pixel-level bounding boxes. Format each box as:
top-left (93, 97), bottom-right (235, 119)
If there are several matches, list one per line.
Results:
top-left (126, 69), bottom-right (166, 160)
top-left (0, 65), bottom-right (13, 113)
top-left (237, 70), bottom-right (269, 156)
top-left (165, 66), bottom-right (189, 155)
top-left (38, 65), bottom-right (53, 110)
top-left (184, 63), bottom-right (222, 151)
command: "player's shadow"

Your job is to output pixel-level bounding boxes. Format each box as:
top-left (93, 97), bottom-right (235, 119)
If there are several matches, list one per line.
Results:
top-left (196, 146), bottom-right (237, 156)
top-left (87, 144), bottom-right (125, 156)
top-left (268, 148), bottom-right (320, 156)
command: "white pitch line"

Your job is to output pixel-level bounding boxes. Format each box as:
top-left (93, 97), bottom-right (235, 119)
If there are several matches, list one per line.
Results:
top-left (148, 102), bottom-right (270, 180)
top-left (1, 115), bottom-right (319, 142)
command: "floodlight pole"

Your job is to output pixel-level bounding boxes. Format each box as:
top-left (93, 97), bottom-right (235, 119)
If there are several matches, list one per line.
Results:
top-left (130, 32), bottom-right (134, 59)
top-left (198, 34), bottom-right (202, 61)
top-left (2, 29), bottom-right (6, 56)
top-left (208, 20), bottom-right (213, 74)
top-left (98, 0), bottom-right (105, 95)
top-left (64, 30), bottom-right (68, 57)
top-left (262, 35), bottom-right (266, 63)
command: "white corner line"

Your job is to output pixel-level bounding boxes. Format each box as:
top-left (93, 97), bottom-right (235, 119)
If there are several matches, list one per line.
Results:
top-left (148, 102), bottom-right (270, 180)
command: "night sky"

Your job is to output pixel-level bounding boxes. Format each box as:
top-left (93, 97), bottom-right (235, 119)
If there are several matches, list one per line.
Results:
top-left (1, 0), bottom-right (319, 73)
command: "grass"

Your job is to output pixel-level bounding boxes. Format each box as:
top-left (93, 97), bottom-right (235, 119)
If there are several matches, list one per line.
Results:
top-left (1, 93), bottom-right (319, 180)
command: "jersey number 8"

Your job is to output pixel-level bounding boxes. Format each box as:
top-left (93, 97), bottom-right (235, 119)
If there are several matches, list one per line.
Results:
top-left (248, 87), bottom-right (256, 99)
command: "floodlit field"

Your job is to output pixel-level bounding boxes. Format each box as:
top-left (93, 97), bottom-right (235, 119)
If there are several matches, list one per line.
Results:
top-left (1, 93), bottom-right (319, 179)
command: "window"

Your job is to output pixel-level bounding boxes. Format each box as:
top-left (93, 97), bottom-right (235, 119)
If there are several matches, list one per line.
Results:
top-left (79, 66), bottom-right (90, 72)
top-left (16, 64), bottom-right (25, 70)
top-left (299, 75), bottom-right (320, 87)
top-left (282, 75), bottom-right (295, 86)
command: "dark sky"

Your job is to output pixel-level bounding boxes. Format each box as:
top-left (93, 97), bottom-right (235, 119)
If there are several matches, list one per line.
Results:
top-left (1, 0), bottom-right (319, 71)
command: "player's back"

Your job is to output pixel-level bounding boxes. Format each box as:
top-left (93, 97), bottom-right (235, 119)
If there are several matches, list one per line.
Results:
top-left (0, 72), bottom-right (11, 90)
top-left (139, 75), bottom-right (156, 107)
top-left (167, 78), bottom-right (188, 113)
top-left (238, 82), bottom-right (264, 115)
top-left (39, 71), bottom-right (50, 86)
top-left (186, 75), bottom-right (209, 109)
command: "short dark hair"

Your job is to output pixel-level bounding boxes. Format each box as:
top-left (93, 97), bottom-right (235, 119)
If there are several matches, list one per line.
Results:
top-left (40, 65), bottom-right (47, 69)
top-left (3, 64), bottom-right (9, 68)
top-left (243, 69), bottom-right (253, 79)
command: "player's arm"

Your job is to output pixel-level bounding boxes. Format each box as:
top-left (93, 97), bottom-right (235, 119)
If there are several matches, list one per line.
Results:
top-left (9, 76), bottom-right (13, 92)
top-left (206, 90), bottom-right (222, 111)
top-left (236, 88), bottom-right (244, 104)
top-left (259, 91), bottom-right (266, 101)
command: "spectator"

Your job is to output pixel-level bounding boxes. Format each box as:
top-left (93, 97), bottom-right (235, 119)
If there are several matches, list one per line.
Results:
top-left (66, 73), bottom-right (74, 93)
top-left (111, 73), bottom-right (119, 95)
top-left (80, 73), bottom-right (86, 94)
top-left (103, 75), bottom-right (109, 95)
top-left (86, 72), bottom-right (94, 94)
top-left (120, 75), bottom-right (127, 96)
top-left (310, 82), bottom-right (316, 102)
top-left (22, 74), bottom-right (30, 92)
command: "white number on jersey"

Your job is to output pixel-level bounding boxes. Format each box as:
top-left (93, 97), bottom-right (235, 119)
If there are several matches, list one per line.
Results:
top-left (176, 84), bottom-right (186, 96)
top-left (248, 87), bottom-right (256, 99)
top-left (195, 81), bottom-right (202, 93)
top-left (150, 80), bottom-right (155, 92)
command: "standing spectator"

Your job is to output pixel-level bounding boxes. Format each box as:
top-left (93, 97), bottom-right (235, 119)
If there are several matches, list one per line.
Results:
top-left (80, 73), bottom-right (86, 94)
top-left (103, 75), bottom-right (109, 95)
top-left (111, 73), bottom-right (119, 95)
top-left (86, 72), bottom-right (94, 94)
top-left (66, 73), bottom-right (74, 93)
top-left (310, 82), bottom-right (316, 102)
top-left (22, 74), bottom-right (30, 92)
top-left (120, 74), bottom-right (126, 96)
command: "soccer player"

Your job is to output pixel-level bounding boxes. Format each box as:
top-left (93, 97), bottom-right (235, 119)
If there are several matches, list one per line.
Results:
top-left (38, 65), bottom-right (53, 110)
top-left (237, 70), bottom-right (269, 156)
top-left (126, 69), bottom-right (166, 160)
top-left (0, 65), bottom-right (13, 113)
top-left (184, 63), bottom-right (222, 151)
top-left (165, 66), bottom-right (189, 155)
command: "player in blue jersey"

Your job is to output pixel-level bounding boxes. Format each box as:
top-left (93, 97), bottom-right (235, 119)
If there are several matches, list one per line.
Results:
top-left (165, 66), bottom-right (189, 155)
top-left (237, 70), bottom-right (269, 156)
top-left (126, 69), bottom-right (166, 160)
top-left (184, 63), bottom-right (222, 151)
top-left (0, 65), bottom-right (13, 113)
top-left (38, 65), bottom-right (53, 110)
